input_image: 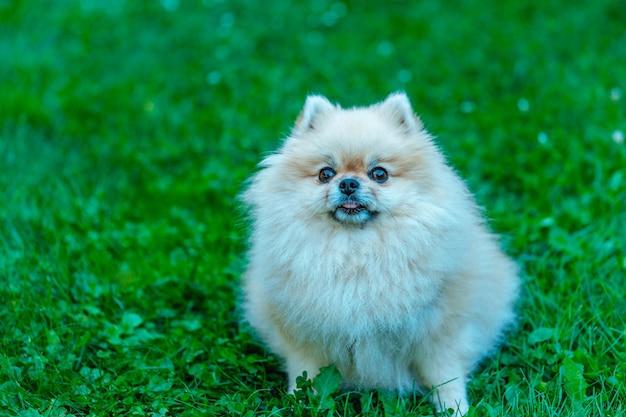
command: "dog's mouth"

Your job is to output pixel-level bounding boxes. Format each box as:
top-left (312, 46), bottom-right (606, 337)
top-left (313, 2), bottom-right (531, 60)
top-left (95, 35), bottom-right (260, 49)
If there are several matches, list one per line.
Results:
top-left (332, 199), bottom-right (375, 224)
top-left (337, 202), bottom-right (366, 215)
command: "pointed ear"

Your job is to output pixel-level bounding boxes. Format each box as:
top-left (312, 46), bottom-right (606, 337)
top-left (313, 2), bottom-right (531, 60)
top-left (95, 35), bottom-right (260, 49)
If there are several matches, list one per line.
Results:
top-left (294, 95), bottom-right (335, 132)
top-left (379, 92), bottom-right (423, 132)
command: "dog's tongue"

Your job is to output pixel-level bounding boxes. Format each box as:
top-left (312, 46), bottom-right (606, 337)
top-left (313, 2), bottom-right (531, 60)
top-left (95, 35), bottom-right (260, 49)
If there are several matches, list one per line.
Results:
top-left (342, 203), bottom-right (359, 209)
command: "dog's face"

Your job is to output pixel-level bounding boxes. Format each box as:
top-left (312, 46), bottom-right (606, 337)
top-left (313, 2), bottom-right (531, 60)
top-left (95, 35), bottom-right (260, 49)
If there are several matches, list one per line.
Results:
top-left (319, 164), bottom-right (388, 224)
top-left (253, 93), bottom-right (445, 229)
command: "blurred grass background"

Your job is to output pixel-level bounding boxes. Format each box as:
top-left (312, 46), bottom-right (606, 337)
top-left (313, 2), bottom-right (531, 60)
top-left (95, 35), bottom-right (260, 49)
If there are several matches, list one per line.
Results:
top-left (1, 0), bottom-right (625, 416)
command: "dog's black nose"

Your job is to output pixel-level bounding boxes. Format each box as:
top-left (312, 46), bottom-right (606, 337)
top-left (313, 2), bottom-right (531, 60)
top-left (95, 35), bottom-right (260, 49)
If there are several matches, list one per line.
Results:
top-left (339, 178), bottom-right (359, 195)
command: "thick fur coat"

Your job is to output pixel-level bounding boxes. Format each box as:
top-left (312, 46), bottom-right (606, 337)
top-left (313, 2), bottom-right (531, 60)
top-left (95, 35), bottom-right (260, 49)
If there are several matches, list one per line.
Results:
top-left (242, 93), bottom-right (519, 415)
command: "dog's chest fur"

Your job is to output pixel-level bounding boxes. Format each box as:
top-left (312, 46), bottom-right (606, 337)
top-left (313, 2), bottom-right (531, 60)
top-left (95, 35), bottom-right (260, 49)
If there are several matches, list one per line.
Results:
top-left (269, 225), bottom-right (446, 343)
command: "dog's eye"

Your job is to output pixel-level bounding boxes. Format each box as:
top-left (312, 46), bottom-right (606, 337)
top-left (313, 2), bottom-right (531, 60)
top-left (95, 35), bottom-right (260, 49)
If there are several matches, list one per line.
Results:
top-left (369, 167), bottom-right (389, 183)
top-left (318, 167), bottom-right (336, 183)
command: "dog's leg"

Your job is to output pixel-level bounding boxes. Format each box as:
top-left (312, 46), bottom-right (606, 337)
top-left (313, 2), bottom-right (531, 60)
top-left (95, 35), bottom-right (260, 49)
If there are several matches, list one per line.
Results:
top-left (283, 347), bottom-right (325, 393)
top-left (412, 348), bottom-right (470, 416)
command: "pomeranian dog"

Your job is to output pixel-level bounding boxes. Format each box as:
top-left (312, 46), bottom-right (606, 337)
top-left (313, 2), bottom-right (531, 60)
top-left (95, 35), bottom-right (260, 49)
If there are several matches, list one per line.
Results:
top-left (242, 92), bottom-right (519, 415)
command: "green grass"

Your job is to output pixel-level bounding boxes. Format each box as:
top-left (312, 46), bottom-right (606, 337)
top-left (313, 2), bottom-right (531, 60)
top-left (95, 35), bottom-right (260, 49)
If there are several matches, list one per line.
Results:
top-left (1, 0), bottom-right (625, 416)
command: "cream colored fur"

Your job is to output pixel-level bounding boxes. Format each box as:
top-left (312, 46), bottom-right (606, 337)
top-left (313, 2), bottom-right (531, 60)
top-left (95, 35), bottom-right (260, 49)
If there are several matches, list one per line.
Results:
top-left (242, 93), bottom-right (519, 415)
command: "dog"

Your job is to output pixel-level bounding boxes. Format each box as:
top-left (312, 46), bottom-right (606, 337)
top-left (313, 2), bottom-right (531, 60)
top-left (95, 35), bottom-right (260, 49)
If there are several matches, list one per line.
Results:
top-left (241, 92), bottom-right (519, 415)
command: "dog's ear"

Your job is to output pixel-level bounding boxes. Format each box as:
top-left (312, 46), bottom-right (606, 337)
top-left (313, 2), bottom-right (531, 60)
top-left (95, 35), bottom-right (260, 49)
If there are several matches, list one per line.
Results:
top-left (379, 92), bottom-right (423, 132)
top-left (294, 95), bottom-right (335, 133)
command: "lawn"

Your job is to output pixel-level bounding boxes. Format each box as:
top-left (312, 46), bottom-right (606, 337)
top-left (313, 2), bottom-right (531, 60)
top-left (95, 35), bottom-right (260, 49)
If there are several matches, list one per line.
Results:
top-left (1, 0), bottom-right (625, 416)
